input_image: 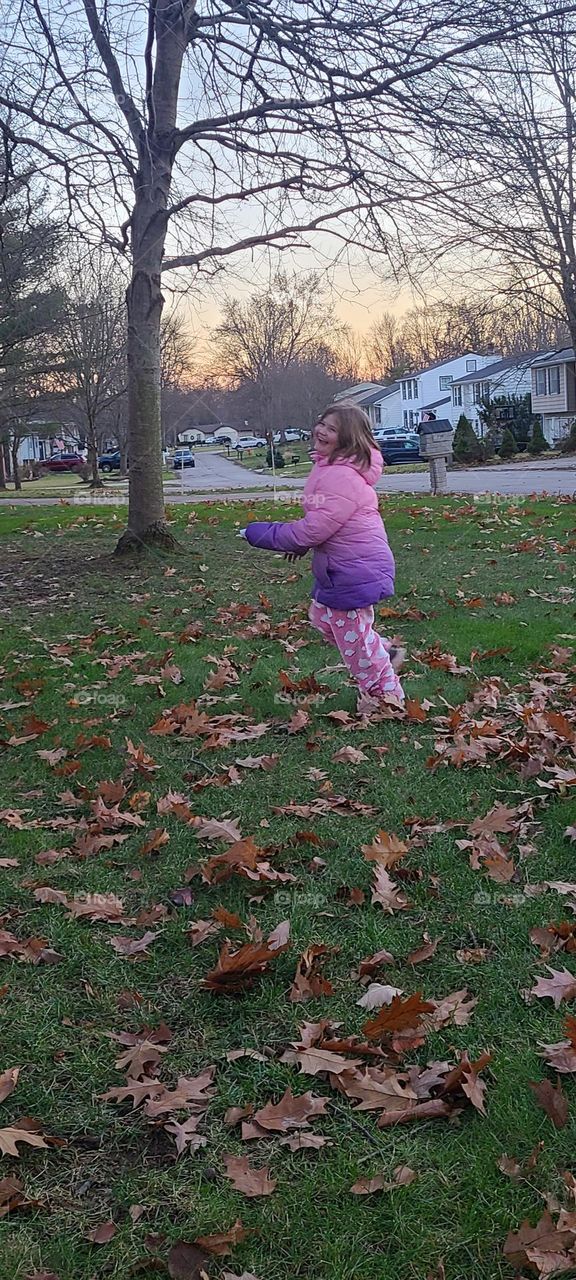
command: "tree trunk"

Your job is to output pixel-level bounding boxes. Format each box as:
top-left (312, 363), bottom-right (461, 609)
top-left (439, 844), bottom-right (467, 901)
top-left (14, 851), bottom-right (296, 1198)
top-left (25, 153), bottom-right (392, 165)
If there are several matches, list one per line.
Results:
top-left (115, 191), bottom-right (176, 554)
top-left (86, 415), bottom-right (103, 488)
top-left (11, 439), bottom-right (21, 491)
top-left (0, 443), bottom-right (6, 488)
top-left (2, 439), bottom-right (11, 482)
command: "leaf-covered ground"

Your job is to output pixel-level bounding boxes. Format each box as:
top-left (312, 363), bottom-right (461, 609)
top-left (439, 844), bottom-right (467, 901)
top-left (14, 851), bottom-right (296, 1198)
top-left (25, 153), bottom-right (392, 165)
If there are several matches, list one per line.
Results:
top-left (0, 496), bottom-right (575, 1280)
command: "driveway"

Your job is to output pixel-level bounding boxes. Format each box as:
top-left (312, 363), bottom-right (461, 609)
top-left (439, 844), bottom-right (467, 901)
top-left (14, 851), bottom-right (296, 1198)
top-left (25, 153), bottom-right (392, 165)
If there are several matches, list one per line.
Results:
top-left (172, 450), bottom-right (302, 492)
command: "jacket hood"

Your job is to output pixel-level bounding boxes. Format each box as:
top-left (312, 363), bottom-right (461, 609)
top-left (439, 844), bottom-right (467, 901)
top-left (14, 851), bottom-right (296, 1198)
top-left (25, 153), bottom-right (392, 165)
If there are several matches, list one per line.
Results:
top-left (313, 447), bottom-right (383, 488)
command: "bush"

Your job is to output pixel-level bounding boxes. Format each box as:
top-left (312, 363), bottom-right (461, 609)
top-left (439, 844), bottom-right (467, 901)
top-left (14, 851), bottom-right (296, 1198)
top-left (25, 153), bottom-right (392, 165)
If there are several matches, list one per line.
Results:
top-left (452, 414), bottom-right (483, 463)
top-left (266, 447), bottom-right (285, 469)
top-left (499, 428), bottom-right (518, 458)
top-left (560, 422), bottom-right (576, 454)
top-left (527, 419), bottom-right (550, 455)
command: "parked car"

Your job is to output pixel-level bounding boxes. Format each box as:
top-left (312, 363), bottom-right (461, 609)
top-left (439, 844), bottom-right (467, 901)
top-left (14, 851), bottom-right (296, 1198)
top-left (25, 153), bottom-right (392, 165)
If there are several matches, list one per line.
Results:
top-left (200, 435), bottom-right (219, 446)
top-left (42, 450), bottom-right (85, 472)
top-left (234, 436), bottom-right (266, 449)
top-left (273, 429), bottom-right (304, 443)
top-left (173, 447), bottom-right (195, 469)
top-left (98, 450), bottom-right (122, 472)
top-left (378, 433), bottom-right (421, 465)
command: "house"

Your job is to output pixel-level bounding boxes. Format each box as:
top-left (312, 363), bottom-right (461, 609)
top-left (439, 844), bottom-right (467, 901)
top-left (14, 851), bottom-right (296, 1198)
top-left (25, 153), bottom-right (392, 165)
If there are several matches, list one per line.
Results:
top-left (399, 353), bottom-right (501, 430)
top-left (16, 420), bottom-right (80, 465)
top-left (451, 354), bottom-right (541, 436)
top-left (333, 382), bottom-right (402, 431)
top-left (530, 349), bottom-right (576, 443)
top-left (178, 423), bottom-right (239, 445)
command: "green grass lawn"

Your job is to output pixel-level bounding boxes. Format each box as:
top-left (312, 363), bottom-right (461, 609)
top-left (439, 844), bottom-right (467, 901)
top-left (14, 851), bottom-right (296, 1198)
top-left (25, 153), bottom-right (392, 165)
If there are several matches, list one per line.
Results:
top-left (0, 496), bottom-right (575, 1280)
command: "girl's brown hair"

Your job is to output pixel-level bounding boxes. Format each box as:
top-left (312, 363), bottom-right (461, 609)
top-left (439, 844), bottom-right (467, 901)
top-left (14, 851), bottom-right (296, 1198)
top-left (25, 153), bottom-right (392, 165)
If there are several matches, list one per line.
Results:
top-left (317, 401), bottom-right (377, 469)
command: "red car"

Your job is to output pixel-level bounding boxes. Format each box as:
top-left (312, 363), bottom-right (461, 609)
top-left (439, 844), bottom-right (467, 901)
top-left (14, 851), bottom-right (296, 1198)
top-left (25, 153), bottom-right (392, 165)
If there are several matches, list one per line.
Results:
top-left (42, 451), bottom-right (85, 472)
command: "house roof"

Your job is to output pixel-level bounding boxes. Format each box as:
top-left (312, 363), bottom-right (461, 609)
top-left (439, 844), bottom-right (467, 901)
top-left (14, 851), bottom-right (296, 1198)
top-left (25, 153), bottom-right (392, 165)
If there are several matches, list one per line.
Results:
top-left (334, 382), bottom-right (387, 401)
top-left (420, 395), bottom-right (451, 412)
top-left (408, 352), bottom-right (500, 378)
top-left (453, 354), bottom-right (543, 385)
top-left (333, 383), bottom-right (399, 408)
top-left (357, 383), bottom-right (400, 407)
top-left (530, 347), bottom-right (575, 368)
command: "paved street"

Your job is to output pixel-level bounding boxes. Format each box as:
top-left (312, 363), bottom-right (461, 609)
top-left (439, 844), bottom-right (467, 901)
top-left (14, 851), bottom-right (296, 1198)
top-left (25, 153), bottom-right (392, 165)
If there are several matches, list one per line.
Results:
top-left (1, 453), bottom-right (574, 506)
top-left (173, 450), bottom-right (303, 491)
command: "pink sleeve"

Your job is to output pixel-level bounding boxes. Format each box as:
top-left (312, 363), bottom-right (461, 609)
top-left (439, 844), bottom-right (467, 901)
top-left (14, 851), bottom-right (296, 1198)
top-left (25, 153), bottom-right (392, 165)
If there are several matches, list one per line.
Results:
top-left (246, 469), bottom-right (360, 552)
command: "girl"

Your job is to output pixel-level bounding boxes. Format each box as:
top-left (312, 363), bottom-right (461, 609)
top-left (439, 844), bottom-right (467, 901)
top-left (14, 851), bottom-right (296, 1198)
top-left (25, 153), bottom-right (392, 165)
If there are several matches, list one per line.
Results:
top-left (240, 403), bottom-right (405, 713)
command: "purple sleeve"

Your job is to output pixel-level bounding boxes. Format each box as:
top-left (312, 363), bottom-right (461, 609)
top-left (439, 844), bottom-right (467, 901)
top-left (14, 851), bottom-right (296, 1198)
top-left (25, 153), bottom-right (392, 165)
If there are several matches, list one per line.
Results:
top-left (244, 521), bottom-right (307, 552)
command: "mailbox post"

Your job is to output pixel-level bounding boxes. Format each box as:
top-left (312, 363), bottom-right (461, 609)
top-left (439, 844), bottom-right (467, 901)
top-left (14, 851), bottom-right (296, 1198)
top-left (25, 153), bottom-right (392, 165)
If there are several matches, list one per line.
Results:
top-left (418, 418), bottom-right (454, 495)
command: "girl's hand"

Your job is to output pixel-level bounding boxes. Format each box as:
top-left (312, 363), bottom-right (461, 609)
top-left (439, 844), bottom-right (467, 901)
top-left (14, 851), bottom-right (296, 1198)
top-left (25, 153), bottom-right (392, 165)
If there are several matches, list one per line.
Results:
top-left (236, 528), bottom-right (248, 539)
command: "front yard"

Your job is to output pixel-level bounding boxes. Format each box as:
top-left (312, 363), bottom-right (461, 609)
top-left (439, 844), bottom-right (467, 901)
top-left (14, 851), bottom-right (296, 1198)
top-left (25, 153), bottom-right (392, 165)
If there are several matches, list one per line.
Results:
top-left (0, 496), bottom-right (575, 1280)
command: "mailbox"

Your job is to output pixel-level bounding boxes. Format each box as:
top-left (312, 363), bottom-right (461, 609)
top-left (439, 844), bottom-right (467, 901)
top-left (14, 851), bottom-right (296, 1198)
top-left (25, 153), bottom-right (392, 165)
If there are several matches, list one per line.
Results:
top-left (418, 418), bottom-right (454, 460)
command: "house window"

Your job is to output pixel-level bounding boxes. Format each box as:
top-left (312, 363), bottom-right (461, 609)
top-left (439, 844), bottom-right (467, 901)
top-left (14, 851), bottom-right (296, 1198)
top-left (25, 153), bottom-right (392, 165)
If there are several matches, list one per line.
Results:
top-left (472, 382), bottom-right (482, 404)
top-left (535, 369), bottom-right (547, 396)
top-left (403, 410), bottom-right (408, 428)
top-left (373, 405), bottom-right (381, 424)
top-left (547, 366), bottom-right (560, 395)
top-left (466, 359), bottom-right (477, 372)
top-left (453, 385), bottom-right (463, 407)
top-left (439, 375), bottom-right (453, 391)
top-left (482, 382), bottom-right (491, 402)
top-left (402, 379), bottom-right (418, 400)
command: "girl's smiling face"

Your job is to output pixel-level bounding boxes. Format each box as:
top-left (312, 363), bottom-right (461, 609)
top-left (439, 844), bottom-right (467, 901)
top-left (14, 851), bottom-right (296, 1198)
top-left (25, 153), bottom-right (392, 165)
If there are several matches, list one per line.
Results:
top-left (313, 413), bottom-right (340, 457)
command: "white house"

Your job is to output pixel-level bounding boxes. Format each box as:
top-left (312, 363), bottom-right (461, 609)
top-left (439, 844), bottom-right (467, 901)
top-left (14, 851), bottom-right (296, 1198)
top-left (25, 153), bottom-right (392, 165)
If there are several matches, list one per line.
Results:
top-left (530, 349), bottom-right (576, 443)
top-left (399, 353), bottom-right (501, 430)
top-left (450, 354), bottom-right (540, 435)
top-left (333, 382), bottom-right (402, 431)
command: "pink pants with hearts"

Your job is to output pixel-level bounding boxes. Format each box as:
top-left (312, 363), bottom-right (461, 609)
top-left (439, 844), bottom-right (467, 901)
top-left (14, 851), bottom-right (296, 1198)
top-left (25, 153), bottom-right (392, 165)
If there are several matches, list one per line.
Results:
top-left (309, 601), bottom-right (404, 700)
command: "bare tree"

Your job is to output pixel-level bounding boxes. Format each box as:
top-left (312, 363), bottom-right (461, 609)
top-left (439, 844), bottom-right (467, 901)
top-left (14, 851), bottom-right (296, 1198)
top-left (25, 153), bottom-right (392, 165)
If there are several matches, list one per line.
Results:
top-left (212, 272), bottom-right (339, 434)
top-left (55, 251), bottom-right (127, 487)
top-left (422, 8), bottom-right (576, 350)
top-left (1, 0), bottom-right (572, 547)
top-left (0, 165), bottom-right (63, 488)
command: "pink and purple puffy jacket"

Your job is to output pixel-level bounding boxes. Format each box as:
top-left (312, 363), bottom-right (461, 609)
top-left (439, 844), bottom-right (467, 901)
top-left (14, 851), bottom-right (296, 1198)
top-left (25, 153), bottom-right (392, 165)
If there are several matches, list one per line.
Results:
top-left (245, 448), bottom-right (396, 609)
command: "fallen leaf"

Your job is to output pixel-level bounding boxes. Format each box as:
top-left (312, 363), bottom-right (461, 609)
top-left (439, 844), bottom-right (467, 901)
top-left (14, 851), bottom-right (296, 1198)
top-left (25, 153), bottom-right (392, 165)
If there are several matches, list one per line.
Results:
top-left (332, 745), bottom-right (368, 764)
top-left (109, 931), bottom-right (160, 957)
top-left (0, 1068), bottom-right (20, 1104)
top-left (253, 1088), bottom-right (329, 1132)
top-left (371, 866), bottom-right (409, 913)
top-left (350, 1165), bottom-right (417, 1195)
top-left (167, 1241), bottom-right (211, 1280)
top-left (290, 945), bottom-right (334, 1002)
top-left (529, 1078), bottom-right (569, 1129)
top-left (223, 1155), bottom-right (276, 1197)
top-left (363, 993), bottom-right (435, 1040)
top-left (0, 1123), bottom-right (51, 1157)
top-left (531, 966), bottom-right (576, 1008)
top-left (195, 1219), bottom-right (248, 1256)
top-left (278, 1133), bottom-right (329, 1151)
top-left (164, 1116), bottom-right (208, 1156)
top-left (202, 939), bottom-right (287, 993)
top-left (356, 984), bottom-right (404, 1010)
top-left (406, 936), bottom-right (440, 966)
top-left (85, 1221), bottom-right (117, 1244)
top-left (140, 828), bottom-right (170, 856)
top-left (362, 830), bottom-right (409, 868)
